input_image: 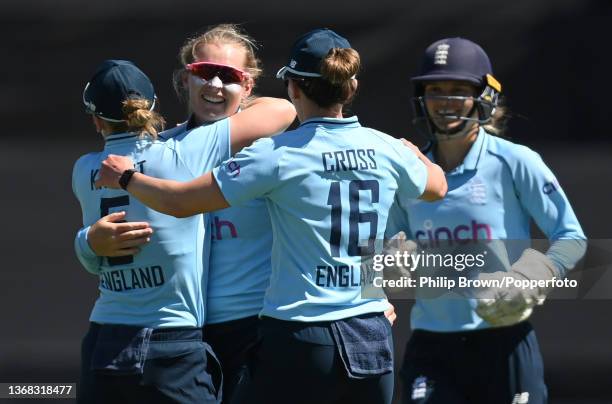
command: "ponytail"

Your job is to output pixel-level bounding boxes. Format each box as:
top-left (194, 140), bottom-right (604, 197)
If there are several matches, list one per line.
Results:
top-left (122, 98), bottom-right (165, 139)
top-left (295, 47), bottom-right (360, 108)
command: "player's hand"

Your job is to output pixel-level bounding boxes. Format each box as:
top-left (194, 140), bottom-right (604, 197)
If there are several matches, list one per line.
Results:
top-left (382, 231), bottom-right (417, 280)
top-left (476, 296), bottom-right (542, 327)
top-left (384, 302), bottom-right (397, 326)
top-left (474, 249), bottom-right (556, 327)
top-left (476, 271), bottom-right (544, 327)
top-left (96, 154), bottom-right (134, 189)
top-left (87, 211), bottom-right (153, 257)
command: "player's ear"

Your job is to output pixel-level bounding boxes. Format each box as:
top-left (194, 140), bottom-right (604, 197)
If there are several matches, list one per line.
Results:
top-left (180, 69), bottom-right (190, 91)
top-left (92, 115), bottom-right (103, 133)
top-left (287, 79), bottom-right (301, 101)
top-left (242, 76), bottom-right (254, 99)
top-left (92, 115), bottom-right (111, 136)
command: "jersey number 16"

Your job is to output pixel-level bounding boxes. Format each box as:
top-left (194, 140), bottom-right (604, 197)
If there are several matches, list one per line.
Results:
top-left (327, 179), bottom-right (379, 257)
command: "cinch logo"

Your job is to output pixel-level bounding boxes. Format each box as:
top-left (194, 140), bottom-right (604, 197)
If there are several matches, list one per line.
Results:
top-left (414, 220), bottom-right (492, 248)
top-left (211, 216), bottom-right (238, 240)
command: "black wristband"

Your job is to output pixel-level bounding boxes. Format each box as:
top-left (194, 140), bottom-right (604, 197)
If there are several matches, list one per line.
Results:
top-left (119, 169), bottom-right (137, 190)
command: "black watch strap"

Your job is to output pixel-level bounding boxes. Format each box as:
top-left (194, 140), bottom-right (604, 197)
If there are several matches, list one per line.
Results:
top-left (119, 169), bottom-right (137, 190)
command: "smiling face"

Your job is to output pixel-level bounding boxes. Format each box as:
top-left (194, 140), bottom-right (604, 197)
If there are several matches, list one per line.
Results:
top-left (423, 80), bottom-right (478, 133)
top-left (185, 42), bottom-right (253, 124)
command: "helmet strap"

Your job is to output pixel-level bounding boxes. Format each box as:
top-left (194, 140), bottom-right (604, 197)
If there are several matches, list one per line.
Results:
top-left (431, 107), bottom-right (479, 141)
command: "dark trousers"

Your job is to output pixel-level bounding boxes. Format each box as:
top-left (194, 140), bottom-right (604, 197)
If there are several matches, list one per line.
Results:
top-left (400, 321), bottom-right (547, 404)
top-left (78, 323), bottom-right (223, 404)
top-left (233, 316), bottom-right (394, 404)
top-left (203, 315), bottom-right (261, 403)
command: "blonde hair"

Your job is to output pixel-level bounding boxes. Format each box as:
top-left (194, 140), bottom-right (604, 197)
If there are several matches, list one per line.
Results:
top-left (295, 47), bottom-right (360, 108)
top-left (173, 24), bottom-right (262, 102)
top-left (105, 98), bottom-right (165, 139)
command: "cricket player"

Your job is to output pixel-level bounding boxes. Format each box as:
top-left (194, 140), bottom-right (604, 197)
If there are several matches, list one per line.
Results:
top-left (386, 38), bottom-right (586, 404)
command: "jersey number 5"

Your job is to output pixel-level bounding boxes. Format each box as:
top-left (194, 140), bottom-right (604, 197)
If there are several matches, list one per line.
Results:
top-left (100, 196), bottom-right (133, 266)
top-left (327, 179), bottom-right (379, 257)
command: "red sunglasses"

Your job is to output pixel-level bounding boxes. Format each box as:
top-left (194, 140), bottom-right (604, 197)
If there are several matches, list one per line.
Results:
top-left (186, 62), bottom-right (249, 84)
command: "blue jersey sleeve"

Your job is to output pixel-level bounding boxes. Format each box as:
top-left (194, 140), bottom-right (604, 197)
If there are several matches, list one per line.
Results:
top-left (512, 148), bottom-right (585, 240)
top-left (392, 140), bottom-right (429, 202)
top-left (212, 137), bottom-right (279, 206)
top-left (72, 154), bottom-right (102, 275)
top-left (511, 147), bottom-right (586, 274)
top-left (74, 226), bottom-right (101, 275)
top-left (170, 118), bottom-right (231, 177)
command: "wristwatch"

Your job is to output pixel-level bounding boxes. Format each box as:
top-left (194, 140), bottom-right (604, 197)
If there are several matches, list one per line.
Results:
top-left (119, 169), bottom-right (137, 190)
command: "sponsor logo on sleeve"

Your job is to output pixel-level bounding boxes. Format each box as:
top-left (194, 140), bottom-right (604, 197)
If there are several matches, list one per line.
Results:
top-left (226, 160), bottom-right (241, 177)
top-left (542, 179), bottom-right (559, 195)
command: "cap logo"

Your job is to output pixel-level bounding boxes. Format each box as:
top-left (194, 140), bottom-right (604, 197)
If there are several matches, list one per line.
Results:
top-left (434, 44), bottom-right (450, 65)
top-left (289, 59), bottom-right (297, 68)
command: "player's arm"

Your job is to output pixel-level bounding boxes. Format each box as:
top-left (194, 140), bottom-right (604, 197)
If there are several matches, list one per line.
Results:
top-left (72, 155), bottom-right (103, 274)
top-left (475, 151), bottom-right (586, 326)
top-left (74, 226), bottom-right (102, 275)
top-left (512, 150), bottom-right (586, 274)
top-left (96, 155), bottom-right (229, 218)
top-left (400, 139), bottom-right (447, 201)
top-left (229, 97), bottom-right (296, 155)
top-left (384, 302), bottom-right (397, 325)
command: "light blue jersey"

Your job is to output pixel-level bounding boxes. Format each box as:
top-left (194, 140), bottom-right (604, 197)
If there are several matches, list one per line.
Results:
top-left (386, 129), bottom-right (586, 332)
top-left (72, 120), bottom-right (230, 328)
top-left (213, 116), bottom-right (428, 322)
top-left (207, 201), bottom-right (272, 324)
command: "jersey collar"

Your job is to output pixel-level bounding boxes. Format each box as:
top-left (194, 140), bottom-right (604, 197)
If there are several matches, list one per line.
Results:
top-left (104, 132), bottom-right (140, 144)
top-left (298, 115), bottom-right (360, 129)
top-left (462, 128), bottom-right (488, 171)
top-left (186, 115), bottom-right (199, 130)
top-left (423, 128), bottom-right (488, 174)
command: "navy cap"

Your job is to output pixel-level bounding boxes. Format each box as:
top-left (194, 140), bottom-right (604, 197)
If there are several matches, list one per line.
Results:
top-left (83, 60), bottom-right (156, 122)
top-left (411, 37), bottom-right (493, 87)
top-left (276, 28), bottom-right (351, 79)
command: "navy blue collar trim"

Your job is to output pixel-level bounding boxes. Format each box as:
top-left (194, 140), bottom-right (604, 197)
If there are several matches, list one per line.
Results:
top-left (421, 141), bottom-right (434, 154)
top-left (186, 115), bottom-right (199, 130)
top-left (105, 134), bottom-right (139, 143)
top-left (299, 119), bottom-right (349, 127)
top-left (298, 116), bottom-right (359, 128)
